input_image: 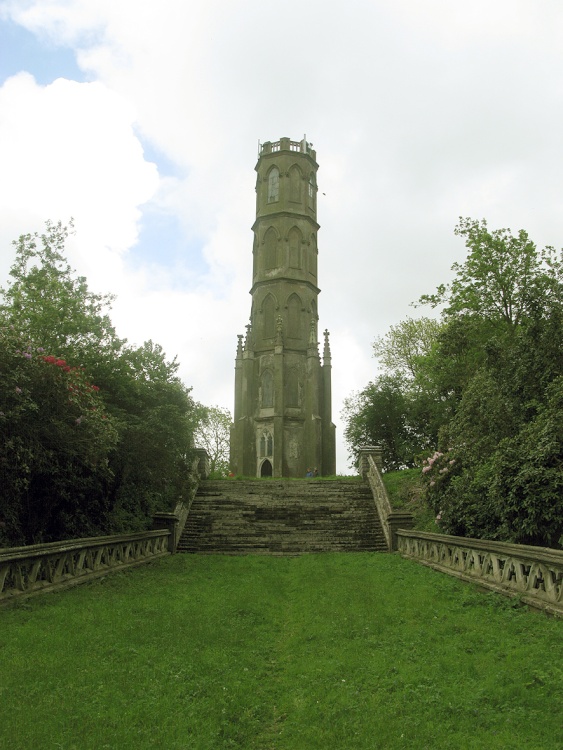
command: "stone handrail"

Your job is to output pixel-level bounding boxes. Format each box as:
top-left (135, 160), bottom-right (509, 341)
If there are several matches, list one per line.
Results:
top-left (152, 453), bottom-right (204, 551)
top-left (361, 451), bottom-right (414, 551)
top-left (397, 529), bottom-right (563, 617)
top-left (0, 530), bottom-right (170, 605)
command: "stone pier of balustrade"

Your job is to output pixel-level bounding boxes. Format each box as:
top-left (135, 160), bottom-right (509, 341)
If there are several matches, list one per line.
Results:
top-left (358, 445), bottom-right (383, 477)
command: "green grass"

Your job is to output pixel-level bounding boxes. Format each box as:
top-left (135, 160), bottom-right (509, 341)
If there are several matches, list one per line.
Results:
top-left (382, 468), bottom-right (439, 531)
top-left (1, 554), bottom-right (561, 749)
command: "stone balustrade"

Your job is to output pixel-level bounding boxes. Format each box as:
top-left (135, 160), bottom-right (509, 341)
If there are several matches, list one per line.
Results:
top-left (0, 451), bottom-right (208, 605)
top-left (0, 530), bottom-right (170, 605)
top-left (397, 529), bottom-right (563, 617)
top-left (360, 448), bottom-right (414, 551)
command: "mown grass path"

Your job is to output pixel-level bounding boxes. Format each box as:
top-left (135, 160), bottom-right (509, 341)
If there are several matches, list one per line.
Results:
top-left (1, 553), bottom-right (561, 749)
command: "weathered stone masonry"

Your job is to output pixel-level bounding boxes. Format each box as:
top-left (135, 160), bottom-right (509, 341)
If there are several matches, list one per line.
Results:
top-left (230, 137), bottom-right (336, 477)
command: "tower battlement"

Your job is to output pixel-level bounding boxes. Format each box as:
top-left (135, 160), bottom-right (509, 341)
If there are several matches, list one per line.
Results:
top-left (259, 137), bottom-right (316, 161)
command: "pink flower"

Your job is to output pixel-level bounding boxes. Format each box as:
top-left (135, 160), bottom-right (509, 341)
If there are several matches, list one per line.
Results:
top-left (422, 466), bottom-right (431, 474)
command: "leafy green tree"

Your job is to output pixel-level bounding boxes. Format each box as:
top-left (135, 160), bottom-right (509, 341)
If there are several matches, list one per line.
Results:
top-left (0, 220), bottom-right (123, 367)
top-left (105, 342), bottom-right (198, 530)
top-left (490, 377), bottom-right (563, 547)
top-left (343, 317), bottom-right (443, 470)
top-left (0, 221), bottom-right (199, 543)
top-left (418, 218), bottom-right (563, 547)
top-left (0, 326), bottom-right (118, 544)
top-left (372, 317), bottom-right (441, 380)
top-left (419, 217), bottom-right (563, 327)
top-left (342, 375), bottom-right (438, 471)
top-left (194, 405), bottom-right (232, 477)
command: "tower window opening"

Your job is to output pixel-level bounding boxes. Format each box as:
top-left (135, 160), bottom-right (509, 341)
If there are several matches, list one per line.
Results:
top-left (262, 369), bottom-right (274, 407)
top-left (268, 168), bottom-right (279, 203)
top-left (260, 431), bottom-right (273, 458)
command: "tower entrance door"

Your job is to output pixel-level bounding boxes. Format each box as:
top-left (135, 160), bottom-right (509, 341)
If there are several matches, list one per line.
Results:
top-left (260, 459), bottom-right (273, 477)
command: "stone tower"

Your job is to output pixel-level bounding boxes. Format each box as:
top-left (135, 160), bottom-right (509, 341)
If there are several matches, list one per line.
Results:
top-left (230, 136), bottom-right (336, 477)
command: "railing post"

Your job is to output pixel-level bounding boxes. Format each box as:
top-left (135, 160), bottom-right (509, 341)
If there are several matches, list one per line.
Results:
top-left (387, 512), bottom-right (415, 551)
top-left (358, 445), bottom-right (382, 477)
top-left (193, 448), bottom-right (210, 479)
top-left (152, 513), bottom-right (179, 553)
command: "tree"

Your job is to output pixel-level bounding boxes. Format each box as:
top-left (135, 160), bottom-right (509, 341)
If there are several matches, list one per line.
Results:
top-left (0, 221), bottom-right (198, 543)
top-left (194, 405), bottom-right (232, 477)
top-left (0, 220), bottom-right (123, 367)
top-left (342, 375), bottom-right (439, 471)
top-left (343, 317), bottom-right (443, 470)
top-left (417, 218), bottom-right (563, 547)
top-left (419, 217), bottom-right (563, 327)
top-left (372, 317), bottom-right (441, 380)
top-left (0, 326), bottom-right (118, 544)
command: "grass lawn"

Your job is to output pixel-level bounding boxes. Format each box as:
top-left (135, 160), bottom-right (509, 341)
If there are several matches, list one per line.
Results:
top-left (1, 553), bottom-right (561, 749)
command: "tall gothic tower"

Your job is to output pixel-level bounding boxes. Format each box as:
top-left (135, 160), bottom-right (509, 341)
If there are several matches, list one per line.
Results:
top-left (230, 136), bottom-right (336, 477)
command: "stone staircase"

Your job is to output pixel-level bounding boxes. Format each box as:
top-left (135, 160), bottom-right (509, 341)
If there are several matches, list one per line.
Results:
top-left (177, 479), bottom-right (388, 555)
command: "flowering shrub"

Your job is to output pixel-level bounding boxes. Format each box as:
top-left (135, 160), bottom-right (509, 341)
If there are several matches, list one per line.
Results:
top-left (420, 450), bottom-right (461, 532)
top-left (0, 326), bottom-right (117, 544)
top-left (1, 222), bottom-right (200, 545)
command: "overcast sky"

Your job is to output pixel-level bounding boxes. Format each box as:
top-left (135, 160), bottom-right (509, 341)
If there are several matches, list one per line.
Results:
top-left (1, 1), bottom-right (563, 472)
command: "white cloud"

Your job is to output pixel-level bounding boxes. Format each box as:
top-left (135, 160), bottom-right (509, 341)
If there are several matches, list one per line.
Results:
top-left (0, 72), bottom-right (158, 283)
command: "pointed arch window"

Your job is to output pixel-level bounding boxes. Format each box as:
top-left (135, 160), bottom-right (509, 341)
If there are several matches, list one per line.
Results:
top-left (260, 430), bottom-right (273, 457)
top-left (308, 173), bottom-right (315, 203)
top-left (268, 167), bottom-right (279, 203)
top-left (289, 165), bottom-right (302, 202)
top-left (262, 294), bottom-right (276, 339)
top-left (261, 369), bottom-right (273, 408)
top-left (285, 368), bottom-right (299, 407)
top-left (264, 227), bottom-right (278, 270)
top-left (309, 234), bottom-right (318, 276)
top-left (287, 293), bottom-right (302, 339)
top-left (288, 227), bottom-right (301, 269)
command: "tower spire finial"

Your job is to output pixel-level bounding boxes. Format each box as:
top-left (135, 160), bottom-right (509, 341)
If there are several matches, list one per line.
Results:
top-left (323, 329), bottom-right (332, 365)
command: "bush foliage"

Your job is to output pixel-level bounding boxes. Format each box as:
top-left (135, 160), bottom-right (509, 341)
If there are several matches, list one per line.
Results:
top-left (345, 218), bottom-right (563, 547)
top-left (0, 221), bottom-right (199, 545)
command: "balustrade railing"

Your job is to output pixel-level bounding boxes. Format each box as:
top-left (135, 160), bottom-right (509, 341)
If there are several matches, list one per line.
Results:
top-left (0, 451), bottom-right (208, 605)
top-left (360, 449), bottom-right (414, 551)
top-left (397, 529), bottom-right (563, 616)
top-left (260, 138), bottom-right (313, 155)
top-left (0, 530), bottom-right (170, 605)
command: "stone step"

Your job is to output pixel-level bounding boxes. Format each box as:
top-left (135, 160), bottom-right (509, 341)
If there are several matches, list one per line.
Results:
top-left (178, 479), bottom-right (388, 555)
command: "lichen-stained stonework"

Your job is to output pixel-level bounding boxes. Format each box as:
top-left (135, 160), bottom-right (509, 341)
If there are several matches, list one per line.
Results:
top-left (230, 137), bottom-right (336, 477)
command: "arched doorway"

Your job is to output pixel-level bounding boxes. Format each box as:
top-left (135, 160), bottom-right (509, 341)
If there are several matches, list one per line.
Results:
top-left (260, 459), bottom-right (273, 477)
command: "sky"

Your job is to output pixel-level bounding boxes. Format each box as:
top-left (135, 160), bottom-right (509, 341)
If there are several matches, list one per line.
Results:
top-left (1, 0), bottom-right (563, 472)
